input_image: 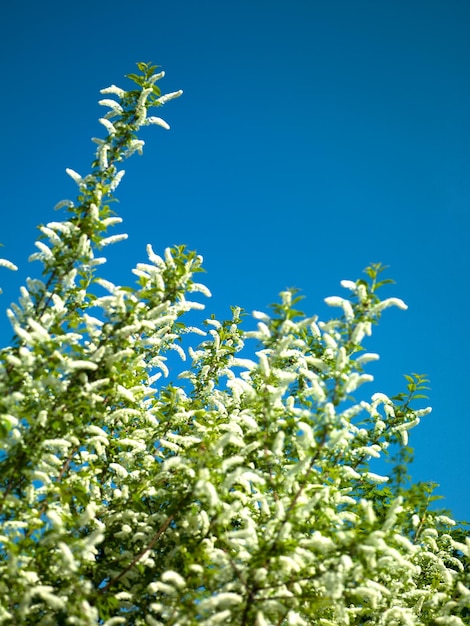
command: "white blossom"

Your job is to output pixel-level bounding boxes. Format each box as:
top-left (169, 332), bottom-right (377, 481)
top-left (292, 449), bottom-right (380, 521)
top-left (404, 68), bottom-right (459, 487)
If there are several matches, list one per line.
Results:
top-left (324, 296), bottom-right (354, 321)
top-left (161, 570), bottom-right (186, 588)
top-left (252, 310), bottom-right (270, 321)
top-left (149, 71), bottom-right (165, 83)
top-left (189, 282), bottom-right (212, 297)
top-left (373, 297), bottom-right (408, 312)
top-left (109, 169), bottom-right (126, 191)
top-left (364, 472), bottom-right (389, 484)
top-left (144, 116), bottom-right (170, 129)
top-left (137, 87), bottom-right (153, 107)
top-left (32, 240), bottom-right (53, 259)
top-left (46, 509), bottom-right (64, 528)
top-left (357, 283), bottom-right (368, 302)
top-left (156, 89), bottom-right (183, 104)
top-left (98, 98), bottom-right (124, 113)
top-left (100, 84), bottom-right (126, 97)
top-left (66, 360), bottom-right (99, 371)
top-left (340, 279), bottom-right (357, 291)
top-left (109, 463), bottom-right (129, 478)
top-left (355, 352), bottom-right (380, 365)
top-left (436, 515), bottom-right (456, 526)
top-left (28, 318), bottom-right (50, 341)
top-left (351, 322), bottom-right (367, 344)
top-left (102, 216), bottom-right (123, 227)
top-left (58, 541), bottom-right (78, 572)
top-left (99, 233), bottom-right (129, 247)
top-left (372, 392), bottom-right (392, 404)
top-left (98, 144), bottom-right (109, 169)
top-left (65, 167), bottom-right (83, 185)
top-left (99, 117), bottom-right (117, 134)
top-left (0, 258), bottom-right (18, 271)
top-left (53, 199), bottom-right (74, 211)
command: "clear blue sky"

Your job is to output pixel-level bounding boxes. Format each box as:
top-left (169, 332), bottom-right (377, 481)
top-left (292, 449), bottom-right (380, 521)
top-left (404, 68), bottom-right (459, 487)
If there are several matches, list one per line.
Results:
top-left (0, 1), bottom-right (469, 521)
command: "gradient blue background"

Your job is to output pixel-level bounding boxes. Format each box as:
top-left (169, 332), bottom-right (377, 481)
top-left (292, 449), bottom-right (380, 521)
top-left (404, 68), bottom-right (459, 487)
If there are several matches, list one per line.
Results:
top-left (0, 1), bottom-right (469, 521)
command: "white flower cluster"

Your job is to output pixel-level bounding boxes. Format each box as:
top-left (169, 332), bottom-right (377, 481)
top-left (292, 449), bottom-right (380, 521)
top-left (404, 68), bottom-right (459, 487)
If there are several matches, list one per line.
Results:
top-left (0, 66), bottom-right (468, 626)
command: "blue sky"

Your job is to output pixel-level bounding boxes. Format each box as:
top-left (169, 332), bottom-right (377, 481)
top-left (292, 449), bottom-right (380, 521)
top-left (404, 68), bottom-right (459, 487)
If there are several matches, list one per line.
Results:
top-left (0, 1), bottom-right (469, 521)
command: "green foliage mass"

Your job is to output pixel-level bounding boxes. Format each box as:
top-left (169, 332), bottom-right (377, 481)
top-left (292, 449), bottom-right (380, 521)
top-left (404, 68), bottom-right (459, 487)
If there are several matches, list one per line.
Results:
top-left (0, 63), bottom-right (468, 625)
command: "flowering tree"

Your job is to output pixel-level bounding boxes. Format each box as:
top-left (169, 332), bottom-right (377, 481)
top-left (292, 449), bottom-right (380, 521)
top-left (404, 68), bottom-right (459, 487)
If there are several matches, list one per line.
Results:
top-left (0, 63), bottom-right (468, 626)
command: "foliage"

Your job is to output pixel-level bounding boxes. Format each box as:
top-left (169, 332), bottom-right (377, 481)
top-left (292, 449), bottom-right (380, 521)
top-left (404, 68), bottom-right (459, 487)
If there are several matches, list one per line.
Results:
top-left (0, 63), bottom-right (468, 626)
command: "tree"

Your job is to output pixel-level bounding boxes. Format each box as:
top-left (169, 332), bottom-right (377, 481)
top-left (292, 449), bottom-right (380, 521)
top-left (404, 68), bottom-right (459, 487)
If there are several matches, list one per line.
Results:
top-left (0, 62), bottom-right (468, 626)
